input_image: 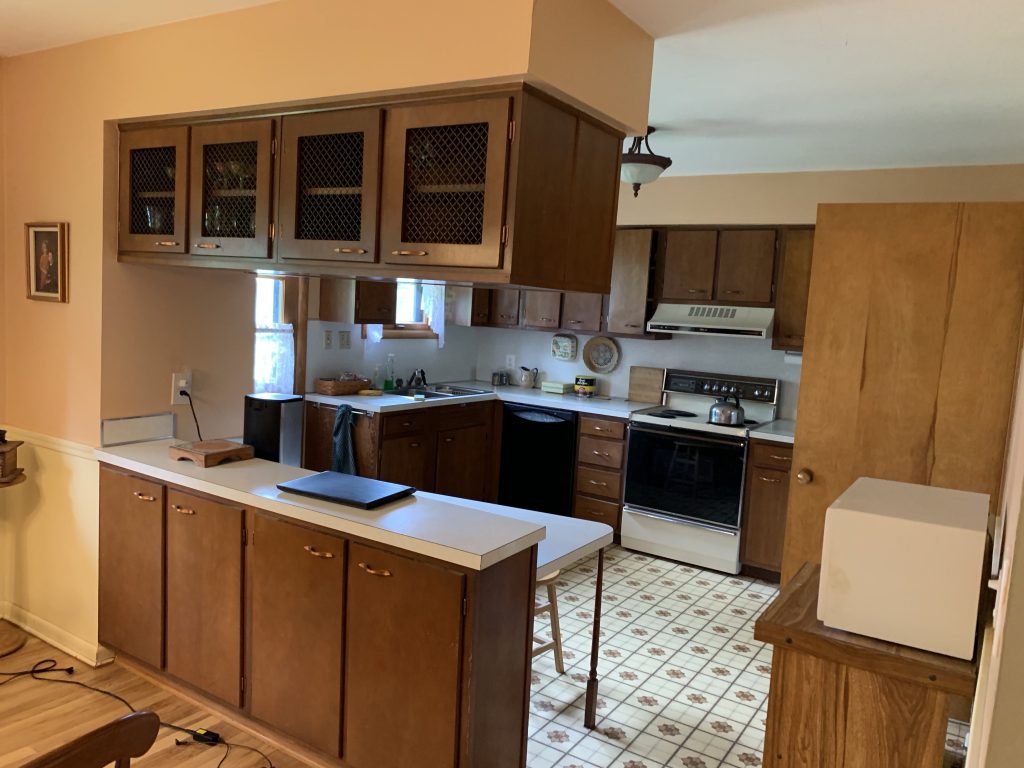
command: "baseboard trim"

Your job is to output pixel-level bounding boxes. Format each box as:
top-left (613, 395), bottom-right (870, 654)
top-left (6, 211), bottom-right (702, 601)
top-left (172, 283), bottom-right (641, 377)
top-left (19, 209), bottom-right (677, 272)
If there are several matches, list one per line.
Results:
top-left (1, 603), bottom-right (113, 667)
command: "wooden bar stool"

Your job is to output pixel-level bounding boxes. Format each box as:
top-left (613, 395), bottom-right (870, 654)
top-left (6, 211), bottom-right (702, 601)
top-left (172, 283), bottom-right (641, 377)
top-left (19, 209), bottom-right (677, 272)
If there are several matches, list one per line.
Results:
top-left (533, 570), bottom-right (565, 674)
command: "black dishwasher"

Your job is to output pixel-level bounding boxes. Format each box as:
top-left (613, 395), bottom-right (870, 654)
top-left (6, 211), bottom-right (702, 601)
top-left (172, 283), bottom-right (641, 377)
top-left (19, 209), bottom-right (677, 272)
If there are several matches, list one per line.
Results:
top-left (498, 403), bottom-right (578, 516)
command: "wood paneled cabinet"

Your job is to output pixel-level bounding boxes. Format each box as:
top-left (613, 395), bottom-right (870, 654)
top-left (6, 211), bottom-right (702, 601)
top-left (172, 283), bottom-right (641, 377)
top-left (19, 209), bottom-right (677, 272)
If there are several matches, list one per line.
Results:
top-left (118, 127), bottom-right (190, 254)
top-left (303, 400), bottom-right (380, 477)
top-left (606, 228), bottom-right (658, 336)
top-left (277, 109), bottom-right (382, 263)
top-left (379, 433), bottom-right (435, 490)
top-left (520, 290), bottom-right (561, 329)
top-left (353, 280), bottom-right (397, 324)
top-left (470, 288), bottom-right (491, 325)
top-left (772, 228), bottom-right (815, 351)
top-left (435, 423), bottom-right (490, 500)
top-left (572, 415), bottom-right (627, 534)
top-left (741, 440), bottom-right (793, 575)
top-left (659, 230), bottom-right (717, 302)
top-left (561, 292), bottom-right (603, 333)
top-left (491, 289), bottom-right (521, 327)
top-left (658, 228), bottom-right (778, 306)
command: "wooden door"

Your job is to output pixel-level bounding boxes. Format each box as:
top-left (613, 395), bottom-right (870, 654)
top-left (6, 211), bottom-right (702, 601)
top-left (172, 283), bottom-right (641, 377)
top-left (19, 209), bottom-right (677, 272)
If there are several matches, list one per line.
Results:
top-left (520, 290), bottom-right (561, 329)
top-left (278, 109), bottom-right (382, 262)
top-left (303, 401), bottom-right (335, 471)
top-left (782, 203), bottom-right (1024, 582)
top-left (250, 513), bottom-right (345, 755)
top-left (561, 292), bottom-right (603, 333)
top-left (380, 98), bottom-right (512, 268)
top-left (189, 119), bottom-right (274, 259)
top-left (165, 490), bottom-right (245, 705)
top-left (343, 543), bottom-right (465, 768)
top-left (772, 228), bottom-right (815, 351)
top-left (354, 281), bottom-right (397, 324)
top-left (118, 127), bottom-right (189, 254)
top-left (98, 467), bottom-right (165, 668)
top-left (607, 229), bottom-right (655, 334)
top-left (659, 230), bottom-right (717, 302)
top-left (715, 229), bottom-right (776, 304)
top-left (435, 424), bottom-right (489, 500)
top-left (490, 289), bottom-right (521, 327)
top-left (471, 288), bottom-right (491, 325)
top-left (741, 466), bottom-right (790, 572)
top-left (379, 434), bottom-right (434, 491)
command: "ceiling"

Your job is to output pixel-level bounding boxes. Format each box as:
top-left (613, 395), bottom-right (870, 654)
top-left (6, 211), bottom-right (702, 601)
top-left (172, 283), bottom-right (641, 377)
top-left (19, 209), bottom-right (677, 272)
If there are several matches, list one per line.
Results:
top-left (0, 0), bottom-right (278, 56)
top-left (609, 0), bottom-right (1024, 175)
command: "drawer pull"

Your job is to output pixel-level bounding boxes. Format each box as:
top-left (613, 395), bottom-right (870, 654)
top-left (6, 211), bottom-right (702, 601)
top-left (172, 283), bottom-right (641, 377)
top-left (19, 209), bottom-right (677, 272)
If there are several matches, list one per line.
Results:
top-left (724, 289), bottom-right (743, 295)
top-left (358, 562), bottom-right (392, 577)
top-left (443, 437), bottom-right (455, 443)
top-left (589, 509), bottom-right (606, 517)
top-left (588, 480), bottom-right (608, 487)
top-left (592, 426), bottom-right (605, 431)
top-left (592, 450), bottom-right (611, 458)
top-left (133, 492), bottom-right (156, 502)
top-left (758, 476), bottom-right (781, 484)
top-left (401, 421), bottom-right (413, 427)
top-left (194, 242), bottom-right (220, 249)
top-left (172, 504), bottom-right (195, 515)
top-left (392, 249), bottom-right (428, 257)
top-left (334, 247), bottom-right (367, 255)
top-left (687, 289), bottom-right (706, 294)
top-left (409, 442), bottom-right (421, 448)
top-left (568, 319), bottom-right (582, 324)
top-left (304, 545), bottom-right (335, 559)
top-left (154, 241), bottom-right (179, 247)
top-left (625, 323), bottom-right (642, 328)
top-left (769, 454), bottom-right (791, 462)
top-left (540, 317), bottom-right (555, 322)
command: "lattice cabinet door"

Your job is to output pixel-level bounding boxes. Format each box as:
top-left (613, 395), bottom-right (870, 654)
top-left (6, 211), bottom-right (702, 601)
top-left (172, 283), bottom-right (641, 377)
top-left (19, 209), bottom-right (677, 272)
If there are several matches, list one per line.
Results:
top-left (189, 119), bottom-right (274, 259)
top-left (118, 127), bottom-right (189, 254)
top-left (381, 97), bottom-right (513, 269)
top-left (277, 109), bottom-right (382, 263)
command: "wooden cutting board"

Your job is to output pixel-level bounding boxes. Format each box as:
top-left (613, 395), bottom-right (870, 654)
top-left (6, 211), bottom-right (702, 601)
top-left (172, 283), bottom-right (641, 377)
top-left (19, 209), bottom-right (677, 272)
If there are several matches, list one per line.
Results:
top-left (628, 366), bottom-right (666, 404)
top-left (169, 440), bottom-right (255, 468)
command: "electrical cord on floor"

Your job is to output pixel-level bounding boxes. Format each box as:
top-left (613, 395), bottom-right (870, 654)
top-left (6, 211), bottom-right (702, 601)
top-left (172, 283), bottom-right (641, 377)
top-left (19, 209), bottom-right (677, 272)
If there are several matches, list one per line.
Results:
top-left (181, 390), bottom-right (204, 441)
top-left (0, 658), bottom-right (273, 767)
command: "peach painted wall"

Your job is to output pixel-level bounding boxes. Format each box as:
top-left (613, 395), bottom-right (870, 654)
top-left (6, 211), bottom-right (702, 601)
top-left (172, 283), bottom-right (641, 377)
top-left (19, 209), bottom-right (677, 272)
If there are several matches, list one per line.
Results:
top-left (0, 57), bottom-right (6, 428)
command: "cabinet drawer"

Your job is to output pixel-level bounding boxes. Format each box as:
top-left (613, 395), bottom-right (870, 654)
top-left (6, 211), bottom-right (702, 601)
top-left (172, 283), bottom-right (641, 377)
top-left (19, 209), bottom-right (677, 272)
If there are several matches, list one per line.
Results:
top-left (436, 402), bottom-right (491, 430)
top-left (576, 466), bottom-right (621, 500)
top-left (578, 436), bottom-right (623, 470)
top-left (383, 410), bottom-right (433, 436)
top-left (573, 495), bottom-right (620, 531)
top-left (749, 441), bottom-right (793, 471)
top-left (579, 416), bottom-right (625, 440)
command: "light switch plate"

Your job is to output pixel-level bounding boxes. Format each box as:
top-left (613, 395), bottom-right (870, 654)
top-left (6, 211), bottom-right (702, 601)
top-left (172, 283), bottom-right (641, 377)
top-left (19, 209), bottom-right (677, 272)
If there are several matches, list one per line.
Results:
top-left (323, 330), bottom-right (333, 349)
top-left (338, 330), bottom-right (351, 349)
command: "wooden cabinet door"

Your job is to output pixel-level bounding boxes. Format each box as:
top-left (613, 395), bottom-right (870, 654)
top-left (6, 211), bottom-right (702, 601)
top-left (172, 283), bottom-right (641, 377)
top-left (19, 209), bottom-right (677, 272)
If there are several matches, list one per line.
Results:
top-left (471, 288), bottom-right (491, 325)
top-left (607, 229), bottom-right (655, 334)
top-left (715, 229), bottom-right (776, 304)
top-left (561, 292), bottom-right (603, 333)
top-left (354, 281), bottom-right (397, 324)
top-left (118, 127), bottom-right (189, 254)
top-left (343, 543), bottom-right (465, 768)
top-left (250, 513), bottom-right (345, 755)
top-left (741, 465), bottom-right (790, 572)
top-left (773, 228), bottom-right (815, 351)
top-left (278, 109), bottom-right (382, 262)
top-left (165, 490), bottom-right (245, 705)
top-left (490, 289), bottom-right (521, 327)
top-left (381, 98), bottom-right (512, 269)
top-left (189, 119), bottom-right (274, 259)
top-left (435, 423), bottom-right (489, 500)
top-left (659, 230), bottom-right (717, 302)
top-left (98, 467), bottom-right (165, 668)
top-left (782, 203), bottom-right (1024, 582)
top-left (380, 434), bottom-right (434, 491)
top-left (303, 401), bottom-right (335, 471)
top-left (520, 290), bottom-right (561, 329)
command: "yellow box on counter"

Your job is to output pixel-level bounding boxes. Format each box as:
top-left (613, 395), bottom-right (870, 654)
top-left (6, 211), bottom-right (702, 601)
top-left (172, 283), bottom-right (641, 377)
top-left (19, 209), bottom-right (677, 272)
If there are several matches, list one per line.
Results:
top-left (541, 381), bottom-right (574, 394)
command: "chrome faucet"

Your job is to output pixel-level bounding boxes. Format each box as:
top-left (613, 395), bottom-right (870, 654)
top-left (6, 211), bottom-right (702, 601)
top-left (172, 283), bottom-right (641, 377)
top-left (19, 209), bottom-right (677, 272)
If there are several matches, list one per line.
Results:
top-left (409, 369), bottom-right (427, 387)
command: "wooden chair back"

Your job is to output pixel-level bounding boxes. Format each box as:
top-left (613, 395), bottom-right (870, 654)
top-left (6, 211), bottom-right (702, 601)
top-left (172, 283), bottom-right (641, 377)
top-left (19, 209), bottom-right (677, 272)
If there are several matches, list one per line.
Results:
top-left (22, 710), bottom-right (159, 768)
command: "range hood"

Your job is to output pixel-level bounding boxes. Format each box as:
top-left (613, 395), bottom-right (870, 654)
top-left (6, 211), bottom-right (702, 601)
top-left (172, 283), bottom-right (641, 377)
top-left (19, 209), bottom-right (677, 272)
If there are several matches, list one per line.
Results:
top-left (647, 304), bottom-right (775, 339)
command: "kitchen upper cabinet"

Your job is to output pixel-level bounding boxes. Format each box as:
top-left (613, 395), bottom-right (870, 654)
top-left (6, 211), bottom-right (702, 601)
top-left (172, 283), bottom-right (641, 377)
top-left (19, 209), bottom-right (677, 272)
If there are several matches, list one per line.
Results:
top-left (741, 441), bottom-right (792, 574)
top-left (165, 490), bottom-right (245, 705)
top-left (435, 423), bottom-right (490, 501)
top-left (278, 109), bottom-right (382, 263)
top-left (561, 292), bottom-right (603, 333)
top-left (354, 280), bottom-right (397, 324)
top-left (118, 127), bottom-right (189, 254)
top-left (189, 119), bottom-right (274, 259)
top-left (715, 229), bottom-right (777, 304)
top-left (470, 288), bottom-right (491, 325)
top-left (381, 98), bottom-right (512, 269)
top-left (658, 230), bottom-right (717, 302)
top-left (98, 467), bottom-right (165, 668)
top-left (606, 229), bottom-right (657, 335)
top-left (491, 289), bottom-right (521, 327)
top-left (344, 542), bottom-right (466, 768)
top-left (250, 513), bottom-right (345, 755)
top-left (772, 228), bottom-right (815, 351)
top-left (520, 290), bottom-right (561, 329)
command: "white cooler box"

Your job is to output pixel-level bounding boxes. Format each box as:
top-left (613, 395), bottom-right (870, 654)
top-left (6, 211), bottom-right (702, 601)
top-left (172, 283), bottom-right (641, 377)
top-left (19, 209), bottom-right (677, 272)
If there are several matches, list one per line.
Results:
top-left (818, 477), bottom-right (988, 660)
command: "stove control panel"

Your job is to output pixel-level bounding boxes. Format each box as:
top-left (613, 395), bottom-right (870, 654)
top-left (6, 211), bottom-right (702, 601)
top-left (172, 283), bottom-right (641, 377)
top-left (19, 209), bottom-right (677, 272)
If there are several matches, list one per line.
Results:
top-left (664, 369), bottom-right (779, 404)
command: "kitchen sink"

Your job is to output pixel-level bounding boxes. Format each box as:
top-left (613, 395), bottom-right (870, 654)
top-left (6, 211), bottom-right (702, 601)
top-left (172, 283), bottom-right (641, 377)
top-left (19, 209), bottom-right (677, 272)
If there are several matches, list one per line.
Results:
top-left (431, 385), bottom-right (491, 396)
top-left (389, 387), bottom-right (454, 399)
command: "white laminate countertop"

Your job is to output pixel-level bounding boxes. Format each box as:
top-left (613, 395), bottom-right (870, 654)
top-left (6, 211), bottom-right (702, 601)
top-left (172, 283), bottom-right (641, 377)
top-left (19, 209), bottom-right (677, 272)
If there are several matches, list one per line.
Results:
top-left (748, 419), bottom-right (796, 444)
top-left (96, 440), bottom-right (612, 572)
top-left (305, 380), bottom-right (658, 419)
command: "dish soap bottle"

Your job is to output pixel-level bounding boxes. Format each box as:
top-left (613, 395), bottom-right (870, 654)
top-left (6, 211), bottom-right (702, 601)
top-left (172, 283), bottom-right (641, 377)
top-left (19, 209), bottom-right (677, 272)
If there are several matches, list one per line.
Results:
top-left (383, 353), bottom-right (396, 391)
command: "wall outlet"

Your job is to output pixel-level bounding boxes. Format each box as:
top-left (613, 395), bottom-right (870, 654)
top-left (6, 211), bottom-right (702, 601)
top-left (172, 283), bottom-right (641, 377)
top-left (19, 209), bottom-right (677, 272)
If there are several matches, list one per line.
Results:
top-left (505, 354), bottom-right (516, 370)
top-left (337, 330), bottom-right (351, 349)
top-left (170, 370), bottom-right (192, 406)
top-left (323, 329), bottom-right (333, 350)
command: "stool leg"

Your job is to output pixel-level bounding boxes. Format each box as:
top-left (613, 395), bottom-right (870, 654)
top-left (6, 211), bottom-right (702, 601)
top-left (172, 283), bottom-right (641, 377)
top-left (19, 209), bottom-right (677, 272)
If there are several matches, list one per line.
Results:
top-left (547, 582), bottom-right (565, 674)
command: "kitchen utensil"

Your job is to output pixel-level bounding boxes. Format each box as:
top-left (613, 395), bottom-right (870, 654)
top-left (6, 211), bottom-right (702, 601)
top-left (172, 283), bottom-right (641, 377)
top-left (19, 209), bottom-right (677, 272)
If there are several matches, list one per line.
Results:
top-left (582, 336), bottom-right (620, 374)
top-left (574, 375), bottom-right (597, 397)
top-left (518, 366), bottom-right (538, 388)
top-left (709, 394), bottom-right (745, 425)
top-left (628, 366), bottom-right (666, 404)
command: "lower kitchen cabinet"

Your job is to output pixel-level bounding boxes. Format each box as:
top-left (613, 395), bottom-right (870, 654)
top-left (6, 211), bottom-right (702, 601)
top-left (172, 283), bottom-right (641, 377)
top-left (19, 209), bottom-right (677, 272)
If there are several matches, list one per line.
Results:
top-left (303, 400), bottom-right (380, 476)
top-left (249, 513), bottom-right (345, 755)
top-left (435, 423), bottom-right (490, 499)
top-left (98, 467), bottom-right (165, 668)
top-left (165, 489), bottom-right (245, 706)
top-left (740, 440), bottom-right (793, 575)
top-left (343, 542), bottom-right (466, 768)
top-left (572, 414), bottom-right (626, 534)
top-left (380, 433), bottom-right (435, 491)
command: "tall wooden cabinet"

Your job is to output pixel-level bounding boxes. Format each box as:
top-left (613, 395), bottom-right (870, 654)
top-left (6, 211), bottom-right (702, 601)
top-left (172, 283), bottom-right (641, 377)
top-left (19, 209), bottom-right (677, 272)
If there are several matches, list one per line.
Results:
top-left (117, 127), bottom-right (190, 254)
top-left (606, 228), bottom-right (658, 336)
top-left (772, 228), bottom-right (815, 351)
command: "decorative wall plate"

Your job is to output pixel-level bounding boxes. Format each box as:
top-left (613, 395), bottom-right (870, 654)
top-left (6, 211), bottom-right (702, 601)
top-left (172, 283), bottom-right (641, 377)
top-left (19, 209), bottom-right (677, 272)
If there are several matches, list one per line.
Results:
top-left (551, 333), bottom-right (578, 361)
top-left (583, 336), bottom-right (620, 373)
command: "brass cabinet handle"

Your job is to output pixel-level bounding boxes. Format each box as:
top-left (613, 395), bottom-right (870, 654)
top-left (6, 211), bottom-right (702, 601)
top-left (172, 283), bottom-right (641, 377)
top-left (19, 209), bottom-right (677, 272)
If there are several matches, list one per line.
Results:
top-left (796, 469), bottom-right (813, 485)
top-left (568, 319), bottom-right (582, 324)
top-left (592, 426), bottom-right (605, 431)
top-left (358, 562), bottom-right (392, 577)
top-left (392, 250), bottom-right (428, 257)
top-left (540, 317), bottom-right (555, 322)
top-left (724, 289), bottom-right (743, 295)
top-left (769, 454), bottom-right (791, 462)
top-left (592, 450), bottom-right (611, 457)
top-left (401, 421), bottom-right (413, 427)
top-left (588, 480), bottom-right (608, 487)
top-left (334, 247), bottom-right (367, 254)
top-left (758, 476), bottom-right (781, 484)
top-left (304, 545), bottom-right (335, 559)
top-left (589, 509), bottom-right (606, 516)
top-left (133, 491), bottom-right (156, 502)
top-left (194, 242), bottom-right (221, 249)
top-left (409, 442), bottom-right (421, 448)
top-left (171, 504), bottom-right (195, 515)
top-left (687, 289), bottom-right (706, 294)
top-left (155, 241), bottom-right (179, 247)
top-left (625, 323), bottom-right (642, 328)
top-left (443, 437), bottom-right (455, 443)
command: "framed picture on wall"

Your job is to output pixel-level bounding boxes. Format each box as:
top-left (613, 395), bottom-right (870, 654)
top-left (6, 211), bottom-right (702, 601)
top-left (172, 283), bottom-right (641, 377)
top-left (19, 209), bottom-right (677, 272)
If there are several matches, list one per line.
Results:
top-left (26, 222), bottom-right (68, 302)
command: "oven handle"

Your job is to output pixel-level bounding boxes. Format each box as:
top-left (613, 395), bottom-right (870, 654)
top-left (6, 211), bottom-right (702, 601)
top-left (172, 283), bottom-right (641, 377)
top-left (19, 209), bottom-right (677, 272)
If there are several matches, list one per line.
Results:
top-left (623, 506), bottom-right (739, 536)
top-left (627, 423), bottom-right (747, 449)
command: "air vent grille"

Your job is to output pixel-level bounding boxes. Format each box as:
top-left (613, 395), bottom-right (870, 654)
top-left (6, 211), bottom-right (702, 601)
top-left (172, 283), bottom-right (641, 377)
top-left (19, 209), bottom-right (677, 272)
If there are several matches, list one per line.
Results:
top-left (687, 306), bottom-right (738, 319)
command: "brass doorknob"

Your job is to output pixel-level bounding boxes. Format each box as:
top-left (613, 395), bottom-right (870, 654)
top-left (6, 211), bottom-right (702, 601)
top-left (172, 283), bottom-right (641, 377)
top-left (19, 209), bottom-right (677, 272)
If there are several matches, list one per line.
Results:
top-left (796, 469), bottom-right (813, 485)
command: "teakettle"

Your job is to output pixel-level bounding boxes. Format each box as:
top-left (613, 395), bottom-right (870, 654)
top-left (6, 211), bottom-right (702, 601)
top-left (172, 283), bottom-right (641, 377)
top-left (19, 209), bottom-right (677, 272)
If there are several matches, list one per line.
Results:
top-left (709, 394), bottom-right (745, 425)
top-left (518, 367), bottom-right (539, 389)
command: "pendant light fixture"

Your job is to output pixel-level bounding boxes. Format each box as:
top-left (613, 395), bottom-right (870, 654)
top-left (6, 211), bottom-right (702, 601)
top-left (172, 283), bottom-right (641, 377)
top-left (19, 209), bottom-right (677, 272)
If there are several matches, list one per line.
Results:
top-left (621, 126), bottom-right (672, 197)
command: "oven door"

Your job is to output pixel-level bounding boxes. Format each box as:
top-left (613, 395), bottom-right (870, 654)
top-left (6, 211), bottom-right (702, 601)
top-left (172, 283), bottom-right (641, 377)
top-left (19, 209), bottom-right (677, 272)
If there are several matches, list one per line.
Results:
top-left (624, 423), bottom-right (747, 531)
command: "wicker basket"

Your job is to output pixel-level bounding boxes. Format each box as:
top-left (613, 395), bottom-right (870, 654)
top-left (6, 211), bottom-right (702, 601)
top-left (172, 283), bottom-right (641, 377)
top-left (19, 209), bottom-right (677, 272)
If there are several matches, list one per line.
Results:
top-left (315, 378), bottom-right (372, 396)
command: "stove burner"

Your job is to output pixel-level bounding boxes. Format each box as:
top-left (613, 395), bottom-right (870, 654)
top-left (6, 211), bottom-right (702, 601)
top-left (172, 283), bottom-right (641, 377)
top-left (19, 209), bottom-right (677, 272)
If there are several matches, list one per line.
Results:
top-left (648, 409), bottom-right (697, 419)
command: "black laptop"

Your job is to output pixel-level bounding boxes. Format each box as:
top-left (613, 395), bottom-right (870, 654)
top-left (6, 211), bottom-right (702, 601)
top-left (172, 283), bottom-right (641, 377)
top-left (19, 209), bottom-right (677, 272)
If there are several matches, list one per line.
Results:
top-left (277, 472), bottom-right (416, 509)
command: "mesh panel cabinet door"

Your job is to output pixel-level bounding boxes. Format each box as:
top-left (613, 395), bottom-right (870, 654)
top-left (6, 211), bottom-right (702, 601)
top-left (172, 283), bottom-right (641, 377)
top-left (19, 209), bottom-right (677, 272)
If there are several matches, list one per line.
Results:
top-left (118, 126), bottom-right (189, 254)
top-left (381, 98), bottom-right (512, 269)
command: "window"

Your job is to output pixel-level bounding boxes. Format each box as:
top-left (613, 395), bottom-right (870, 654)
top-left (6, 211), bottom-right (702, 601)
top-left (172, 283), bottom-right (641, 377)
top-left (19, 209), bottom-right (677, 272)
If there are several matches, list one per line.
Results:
top-left (394, 280), bottom-right (424, 324)
top-left (254, 277), bottom-right (295, 393)
top-left (378, 280), bottom-right (444, 343)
